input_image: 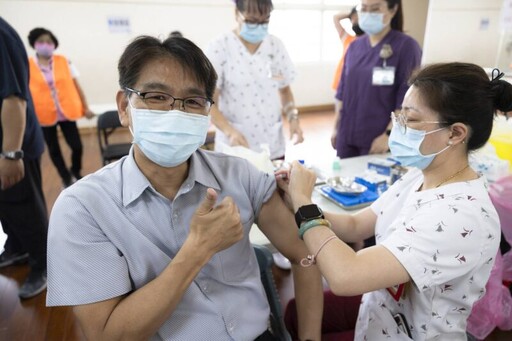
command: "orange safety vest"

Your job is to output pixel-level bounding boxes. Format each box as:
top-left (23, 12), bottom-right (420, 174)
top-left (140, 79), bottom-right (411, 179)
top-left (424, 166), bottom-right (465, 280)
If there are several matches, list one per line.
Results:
top-left (332, 35), bottom-right (357, 91)
top-left (29, 55), bottom-right (83, 126)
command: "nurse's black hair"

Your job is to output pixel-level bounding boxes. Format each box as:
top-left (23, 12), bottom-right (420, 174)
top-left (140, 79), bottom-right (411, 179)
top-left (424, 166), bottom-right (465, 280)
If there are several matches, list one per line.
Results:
top-left (234, 0), bottom-right (273, 15)
top-left (409, 62), bottom-right (512, 151)
top-left (118, 36), bottom-right (217, 100)
top-left (385, 0), bottom-right (403, 32)
top-left (28, 27), bottom-right (59, 49)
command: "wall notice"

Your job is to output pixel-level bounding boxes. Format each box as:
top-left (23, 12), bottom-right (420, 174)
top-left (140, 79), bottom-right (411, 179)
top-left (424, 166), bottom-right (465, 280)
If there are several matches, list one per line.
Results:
top-left (108, 16), bottom-right (131, 33)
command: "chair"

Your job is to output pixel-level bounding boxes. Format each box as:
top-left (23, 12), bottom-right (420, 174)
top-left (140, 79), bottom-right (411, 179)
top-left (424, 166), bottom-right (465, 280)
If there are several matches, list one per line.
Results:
top-left (97, 110), bottom-right (132, 165)
top-left (253, 244), bottom-right (292, 341)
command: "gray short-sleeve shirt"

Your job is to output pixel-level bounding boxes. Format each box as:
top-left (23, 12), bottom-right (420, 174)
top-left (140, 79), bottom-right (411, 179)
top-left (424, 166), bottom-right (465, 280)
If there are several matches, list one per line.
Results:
top-left (47, 148), bottom-right (276, 341)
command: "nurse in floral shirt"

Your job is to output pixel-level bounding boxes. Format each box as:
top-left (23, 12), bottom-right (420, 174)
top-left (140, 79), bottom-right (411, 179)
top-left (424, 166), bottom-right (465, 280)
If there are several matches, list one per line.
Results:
top-left (205, 0), bottom-right (303, 160)
top-left (279, 62), bottom-right (506, 340)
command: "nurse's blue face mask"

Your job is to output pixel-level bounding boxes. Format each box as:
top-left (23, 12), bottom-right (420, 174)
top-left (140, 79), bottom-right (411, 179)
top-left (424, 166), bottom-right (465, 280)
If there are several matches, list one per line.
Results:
top-left (388, 111), bottom-right (451, 170)
top-left (357, 1), bottom-right (395, 36)
top-left (358, 12), bottom-right (385, 35)
top-left (238, 11), bottom-right (270, 44)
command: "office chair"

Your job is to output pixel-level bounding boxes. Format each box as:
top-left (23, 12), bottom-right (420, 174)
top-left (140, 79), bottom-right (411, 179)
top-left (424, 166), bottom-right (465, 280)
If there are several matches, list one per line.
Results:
top-left (97, 110), bottom-right (132, 165)
top-left (253, 244), bottom-right (292, 341)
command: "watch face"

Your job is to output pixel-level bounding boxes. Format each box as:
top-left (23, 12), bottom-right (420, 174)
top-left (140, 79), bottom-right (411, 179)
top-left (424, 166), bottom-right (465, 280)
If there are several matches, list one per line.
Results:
top-left (300, 204), bottom-right (322, 218)
top-left (295, 204), bottom-right (324, 228)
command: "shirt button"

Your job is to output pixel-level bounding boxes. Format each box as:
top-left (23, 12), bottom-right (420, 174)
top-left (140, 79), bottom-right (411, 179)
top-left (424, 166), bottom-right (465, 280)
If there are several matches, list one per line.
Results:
top-left (228, 322), bottom-right (234, 332)
top-left (173, 212), bottom-right (180, 220)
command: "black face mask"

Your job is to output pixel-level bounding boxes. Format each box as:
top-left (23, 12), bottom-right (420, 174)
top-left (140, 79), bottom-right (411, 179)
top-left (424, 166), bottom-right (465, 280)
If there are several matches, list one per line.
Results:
top-left (352, 24), bottom-right (364, 36)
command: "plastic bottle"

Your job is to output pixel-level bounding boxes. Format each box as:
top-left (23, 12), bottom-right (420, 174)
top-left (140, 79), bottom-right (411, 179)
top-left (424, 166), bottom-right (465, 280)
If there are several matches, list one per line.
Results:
top-left (331, 157), bottom-right (342, 179)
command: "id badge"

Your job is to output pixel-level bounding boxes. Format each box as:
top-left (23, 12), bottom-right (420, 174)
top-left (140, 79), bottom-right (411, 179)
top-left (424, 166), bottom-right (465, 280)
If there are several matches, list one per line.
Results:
top-left (372, 66), bottom-right (395, 86)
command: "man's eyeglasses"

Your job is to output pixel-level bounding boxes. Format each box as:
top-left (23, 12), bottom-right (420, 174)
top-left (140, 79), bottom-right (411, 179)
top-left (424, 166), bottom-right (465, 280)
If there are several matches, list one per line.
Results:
top-left (125, 87), bottom-right (214, 114)
top-left (390, 111), bottom-right (448, 135)
top-left (239, 13), bottom-right (270, 29)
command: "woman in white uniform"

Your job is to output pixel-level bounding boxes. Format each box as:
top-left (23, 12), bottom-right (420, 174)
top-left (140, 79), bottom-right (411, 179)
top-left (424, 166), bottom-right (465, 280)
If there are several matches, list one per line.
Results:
top-left (278, 62), bottom-right (506, 340)
top-left (205, 0), bottom-right (303, 160)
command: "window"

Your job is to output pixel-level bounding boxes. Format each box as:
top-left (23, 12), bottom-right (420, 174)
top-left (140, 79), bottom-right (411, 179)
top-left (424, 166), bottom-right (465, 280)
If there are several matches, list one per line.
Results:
top-left (269, 0), bottom-right (357, 63)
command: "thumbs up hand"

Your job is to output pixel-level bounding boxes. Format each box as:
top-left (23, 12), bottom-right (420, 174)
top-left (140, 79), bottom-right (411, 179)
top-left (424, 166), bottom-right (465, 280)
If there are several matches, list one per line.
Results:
top-left (189, 188), bottom-right (244, 256)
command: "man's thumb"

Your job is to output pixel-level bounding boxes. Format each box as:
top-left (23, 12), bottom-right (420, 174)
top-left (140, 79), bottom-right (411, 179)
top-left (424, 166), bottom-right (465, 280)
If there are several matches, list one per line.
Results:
top-left (197, 188), bottom-right (217, 215)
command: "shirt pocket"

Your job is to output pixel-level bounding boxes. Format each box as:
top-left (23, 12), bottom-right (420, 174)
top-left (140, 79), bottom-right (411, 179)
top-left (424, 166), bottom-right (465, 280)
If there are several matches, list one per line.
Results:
top-left (217, 217), bottom-right (258, 282)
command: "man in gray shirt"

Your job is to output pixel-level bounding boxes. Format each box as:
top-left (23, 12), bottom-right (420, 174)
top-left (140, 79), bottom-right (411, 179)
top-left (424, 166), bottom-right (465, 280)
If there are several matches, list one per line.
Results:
top-left (46, 35), bottom-right (323, 341)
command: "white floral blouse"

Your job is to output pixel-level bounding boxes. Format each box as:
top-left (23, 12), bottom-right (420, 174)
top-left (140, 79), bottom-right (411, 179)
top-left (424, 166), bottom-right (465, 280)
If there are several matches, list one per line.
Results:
top-left (205, 31), bottom-right (296, 159)
top-left (355, 168), bottom-right (500, 340)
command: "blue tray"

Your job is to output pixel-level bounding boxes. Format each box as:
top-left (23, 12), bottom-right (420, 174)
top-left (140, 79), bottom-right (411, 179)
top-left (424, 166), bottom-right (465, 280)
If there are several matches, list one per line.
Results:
top-left (317, 185), bottom-right (379, 210)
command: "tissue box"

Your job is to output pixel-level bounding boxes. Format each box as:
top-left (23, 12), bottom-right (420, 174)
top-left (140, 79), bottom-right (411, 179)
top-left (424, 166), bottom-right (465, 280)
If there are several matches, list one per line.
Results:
top-left (355, 174), bottom-right (388, 193)
top-left (367, 158), bottom-right (399, 176)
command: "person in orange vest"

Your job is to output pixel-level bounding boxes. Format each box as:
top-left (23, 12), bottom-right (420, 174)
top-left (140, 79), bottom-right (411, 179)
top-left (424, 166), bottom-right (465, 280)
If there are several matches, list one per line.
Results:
top-left (27, 28), bottom-right (94, 188)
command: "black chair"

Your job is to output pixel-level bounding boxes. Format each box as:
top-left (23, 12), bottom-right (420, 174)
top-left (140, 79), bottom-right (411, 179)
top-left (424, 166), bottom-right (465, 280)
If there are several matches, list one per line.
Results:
top-left (97, 110), bottom-right (132, 165)
top-left (253, 244), bottom-right (292, 341)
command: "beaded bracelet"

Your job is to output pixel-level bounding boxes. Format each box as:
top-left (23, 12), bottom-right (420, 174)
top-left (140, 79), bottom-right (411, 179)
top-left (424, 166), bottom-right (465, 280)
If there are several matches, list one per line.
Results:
top-left (300, 235), bottom-right (337, 267)
top-left (298, 218), bottom-right (331, 240)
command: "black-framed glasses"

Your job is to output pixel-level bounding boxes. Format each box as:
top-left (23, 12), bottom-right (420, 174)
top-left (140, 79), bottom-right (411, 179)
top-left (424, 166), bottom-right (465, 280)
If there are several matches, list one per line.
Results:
top-left (125, 87), bottom-right (214, 114)
top-left (239, 13), bottom-right (270, 29)
top-left (390, 111), bottom-right (448, 135)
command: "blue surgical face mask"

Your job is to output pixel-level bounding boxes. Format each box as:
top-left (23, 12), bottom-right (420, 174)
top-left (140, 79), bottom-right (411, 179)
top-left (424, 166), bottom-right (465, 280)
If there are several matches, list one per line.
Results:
top-left (358, 12), bottom-right (385, 36)
top-left (129, 102), bottom-right (210, 167)
top-left (388, 124), bottom-right (450, 170)
top-left (240, 23), bottom-right (268, 44)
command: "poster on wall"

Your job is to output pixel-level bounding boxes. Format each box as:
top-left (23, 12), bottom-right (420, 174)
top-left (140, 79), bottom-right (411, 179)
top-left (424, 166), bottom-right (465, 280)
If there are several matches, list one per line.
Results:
top-left (500, 0), bottom-right (512, 31)
top-left (107, 16), bottom-right (131, 33)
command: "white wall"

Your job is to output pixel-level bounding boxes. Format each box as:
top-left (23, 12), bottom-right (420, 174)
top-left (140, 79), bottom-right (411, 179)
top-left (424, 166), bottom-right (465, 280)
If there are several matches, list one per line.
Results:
top-left (0, 0), bottom-right (431, 114)
top-left (0, 0), bottom-right (235, 107)
top-left (422, 0), bottom-right (503, 67)
top-left (0, 0), bottom-right (344, 112)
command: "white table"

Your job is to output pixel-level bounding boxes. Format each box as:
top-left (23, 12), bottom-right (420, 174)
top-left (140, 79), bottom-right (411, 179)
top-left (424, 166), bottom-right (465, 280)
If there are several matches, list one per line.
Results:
top-left (249, 154), bottom-right (391, 246)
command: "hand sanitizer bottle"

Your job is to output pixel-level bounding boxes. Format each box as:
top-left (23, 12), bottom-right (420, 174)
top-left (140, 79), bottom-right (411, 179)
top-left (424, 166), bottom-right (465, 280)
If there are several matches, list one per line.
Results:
top-left (331, 157), bottom-right (342, 179)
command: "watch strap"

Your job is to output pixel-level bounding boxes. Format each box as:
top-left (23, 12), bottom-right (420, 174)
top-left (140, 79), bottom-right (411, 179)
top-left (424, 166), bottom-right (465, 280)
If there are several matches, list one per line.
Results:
top-left (0, 150), bottom-right (24, 160)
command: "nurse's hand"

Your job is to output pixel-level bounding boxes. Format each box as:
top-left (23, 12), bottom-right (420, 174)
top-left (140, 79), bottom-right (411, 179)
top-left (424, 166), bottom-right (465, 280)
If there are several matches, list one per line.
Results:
top-left (275, 170), bottom-right (294, 212)
top-left (227, 128), bottom-right (249, 148)
top-left (369, 133), bottom-right (390, 154)
top-left (289, 119), bottom-right (304, 144)
top-left (287, 161), bottom-right (316, 211)
top-left (331, 130), bottom-right (337, 149)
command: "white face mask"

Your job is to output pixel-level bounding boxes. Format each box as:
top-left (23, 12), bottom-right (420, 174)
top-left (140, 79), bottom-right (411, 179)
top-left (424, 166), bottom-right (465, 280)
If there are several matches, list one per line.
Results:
top-left (129, 102), bottom-right (210, 167)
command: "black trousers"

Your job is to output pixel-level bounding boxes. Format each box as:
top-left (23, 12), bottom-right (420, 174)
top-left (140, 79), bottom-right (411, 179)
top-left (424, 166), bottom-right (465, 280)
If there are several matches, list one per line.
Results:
top-left (254, 329), bottom-right (278, 341)
top-left (0, 157), bottom-right (48, 272)
top-left (42, 120), bottom-right (83, 182)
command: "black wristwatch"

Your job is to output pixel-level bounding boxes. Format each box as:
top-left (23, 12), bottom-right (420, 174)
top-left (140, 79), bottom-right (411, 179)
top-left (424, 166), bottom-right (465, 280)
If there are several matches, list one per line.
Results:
top-left (294, 204), bottom-right (324, 228)
top-left (0, 150), bottom-right (24, 160)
